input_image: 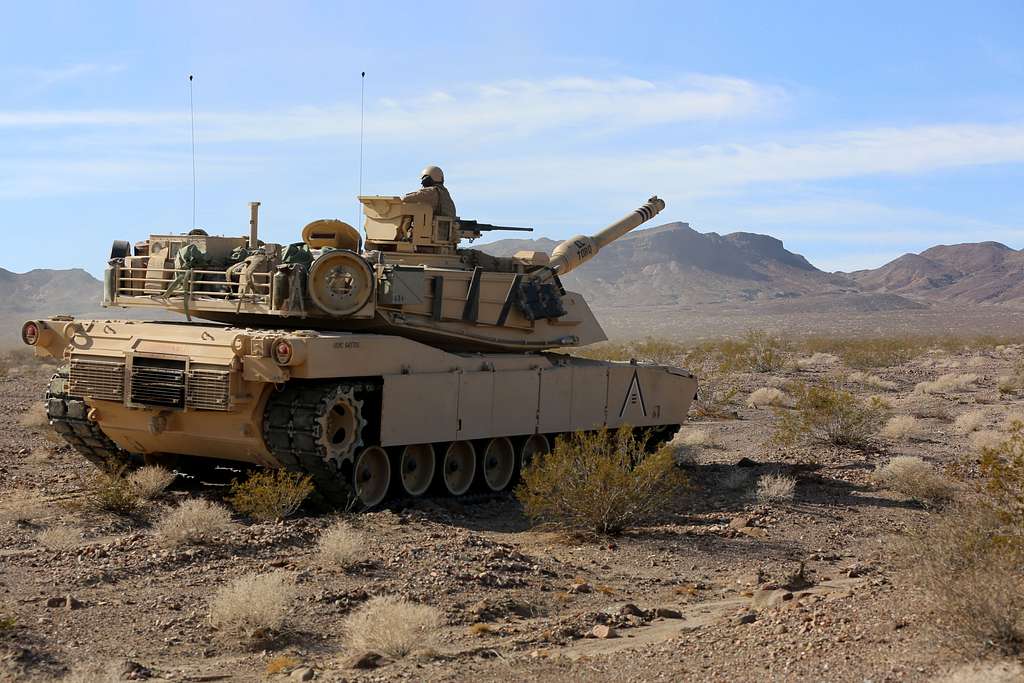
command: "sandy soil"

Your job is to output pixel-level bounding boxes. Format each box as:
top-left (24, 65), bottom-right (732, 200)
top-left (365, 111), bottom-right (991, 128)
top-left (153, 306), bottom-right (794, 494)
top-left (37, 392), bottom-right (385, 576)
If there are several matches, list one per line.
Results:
top-left (1, 345), bottom-right (1021, 682)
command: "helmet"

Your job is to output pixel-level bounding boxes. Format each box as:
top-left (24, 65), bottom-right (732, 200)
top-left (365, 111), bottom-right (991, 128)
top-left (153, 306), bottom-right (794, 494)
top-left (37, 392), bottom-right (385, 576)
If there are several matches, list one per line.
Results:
top-left (420, 165), bottom-right (444, 184)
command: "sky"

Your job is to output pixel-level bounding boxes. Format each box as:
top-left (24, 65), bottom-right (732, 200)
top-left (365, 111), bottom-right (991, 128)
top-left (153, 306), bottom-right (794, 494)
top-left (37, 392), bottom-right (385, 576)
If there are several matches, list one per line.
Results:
top-left (1, 0), bottom-right (1022, 276)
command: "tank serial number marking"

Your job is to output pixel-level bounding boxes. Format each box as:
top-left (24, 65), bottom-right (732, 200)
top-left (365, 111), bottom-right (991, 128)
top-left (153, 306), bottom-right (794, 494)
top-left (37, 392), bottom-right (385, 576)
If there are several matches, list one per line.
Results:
top-left (333, 341), bottom-right (361, 349)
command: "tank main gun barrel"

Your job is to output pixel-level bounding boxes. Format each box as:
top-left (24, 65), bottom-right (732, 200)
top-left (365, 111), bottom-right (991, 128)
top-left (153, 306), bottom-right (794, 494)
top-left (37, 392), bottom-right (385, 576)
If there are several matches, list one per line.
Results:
top-left (544, 196), bottom-right (665, 277)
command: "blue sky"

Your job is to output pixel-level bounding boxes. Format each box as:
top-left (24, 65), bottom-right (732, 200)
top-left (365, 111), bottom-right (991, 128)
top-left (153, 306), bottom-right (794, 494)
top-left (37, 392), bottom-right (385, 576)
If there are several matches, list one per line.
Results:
top-left (1, 1), bottom-right (1022, 276)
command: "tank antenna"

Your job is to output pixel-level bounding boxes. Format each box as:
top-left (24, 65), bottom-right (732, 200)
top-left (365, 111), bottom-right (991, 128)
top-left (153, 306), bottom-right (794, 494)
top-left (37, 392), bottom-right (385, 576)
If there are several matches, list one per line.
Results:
top-left (357, 71), bottom-right (366, 228)
top-left (188, 74), bottom-right (197, 231)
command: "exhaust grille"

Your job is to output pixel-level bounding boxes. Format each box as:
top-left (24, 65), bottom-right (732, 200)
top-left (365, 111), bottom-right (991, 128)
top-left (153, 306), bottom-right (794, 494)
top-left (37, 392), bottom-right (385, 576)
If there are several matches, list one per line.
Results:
top-left (68, 357), bottom-right (125, 402)
top-left (130, 357), bottom-right (186, 409)
top-left (187, 369), bottom-right (231, 411)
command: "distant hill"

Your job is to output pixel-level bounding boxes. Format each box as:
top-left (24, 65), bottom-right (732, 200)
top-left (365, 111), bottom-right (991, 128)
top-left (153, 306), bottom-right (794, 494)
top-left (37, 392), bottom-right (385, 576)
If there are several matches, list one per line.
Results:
top-left (849, 242), bottom-right (1024, 304)
top-left (0, 268), bottom-right (103, 314)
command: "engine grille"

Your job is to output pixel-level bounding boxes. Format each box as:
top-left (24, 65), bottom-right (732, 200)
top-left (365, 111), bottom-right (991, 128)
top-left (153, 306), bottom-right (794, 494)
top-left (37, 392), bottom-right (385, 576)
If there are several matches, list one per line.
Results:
top-left (68, 357), bottom-right (125, 402)
top-left (187, 369), bottom-right (231, 411)
top-left (130, 357), bottom-right (186, 409)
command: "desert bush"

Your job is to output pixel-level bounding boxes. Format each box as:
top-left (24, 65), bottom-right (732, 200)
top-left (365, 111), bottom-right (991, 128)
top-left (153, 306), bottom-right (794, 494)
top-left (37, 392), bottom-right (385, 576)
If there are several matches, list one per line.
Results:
top-left (848, 371), bottom-right (898, 391)
top-left (127, 466), bottom-right (176, 500)
top-left (673, 428), bottom-right (709, 447)
top-left (516, 427), bottom-right (688, 535)
top-left (0, 490), bottom-right (48, 524)
top-left (954, 410), bottom-right (986, 434)
top-left (690, 363), bottom-right (740, 418)
top-left (756, 474), bottom-right (796, 503)
top-left (874, 456), bottom-right (954, 507)
top-left (794, 352), bottom-right (839, 370)
top-left (228, 469), bottom-right (314, 521)
top-left (209, 571), bottom-right (296, 635)
top-left (798, 336), bottom-right (929, 369)
top-left (156, 499), bottom-right (233, 546)
top-left (316, 520), bottom-right (366, 568)
top-left (880, 415), bottom-right (925, 442)
top-left (977, 422), bottom-right (1024, 523)
top-left (747, 387), bottom-right (792, 409)
top-left (971, 430), bottom-right (1006, 452)
top-left (905, 504), bottom-right (1024, 657)
top-left (37, 526), bottom-right (79, 551)
top-left (914, 373), bottom-right (980, 395)
top-left (577, 338), bottom-right (686, 366)
top-left (1002, 411), bottom-right (1024, 431)
top-left (85, 469), bottom-right (141, 515)
top-left (735, 330), bottom-right (787, 373)
top-left (773, 382), bottom-right (888, 449)
top-left (342, 595), bottom-right (442, 657)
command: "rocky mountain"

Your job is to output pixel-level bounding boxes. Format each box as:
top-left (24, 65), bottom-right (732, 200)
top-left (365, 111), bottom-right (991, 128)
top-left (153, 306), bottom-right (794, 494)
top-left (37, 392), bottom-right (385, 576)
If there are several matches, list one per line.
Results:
top-left (0, 268), bottom-right (104, 314)
top-left (849, 242), bottom-right (1024, 304)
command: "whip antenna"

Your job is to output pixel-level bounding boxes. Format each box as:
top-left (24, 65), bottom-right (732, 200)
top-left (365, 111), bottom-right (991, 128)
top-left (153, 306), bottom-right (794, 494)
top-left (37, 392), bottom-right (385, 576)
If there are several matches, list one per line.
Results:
top-left (188, 74), bottom-right (197, 230)
top-left (358, 71), bottom-right (365, 227)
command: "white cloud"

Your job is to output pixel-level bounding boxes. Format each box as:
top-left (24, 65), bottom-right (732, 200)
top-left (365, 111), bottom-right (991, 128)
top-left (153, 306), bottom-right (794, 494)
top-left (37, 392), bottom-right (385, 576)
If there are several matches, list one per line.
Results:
top-left (5, 63), bottom-right (126, 92)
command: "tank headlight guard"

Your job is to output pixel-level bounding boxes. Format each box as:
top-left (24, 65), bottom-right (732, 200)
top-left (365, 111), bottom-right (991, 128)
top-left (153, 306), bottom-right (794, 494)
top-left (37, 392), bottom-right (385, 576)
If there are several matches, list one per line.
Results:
top-left (273, 340), bottom-right (293, 365)
top-left (21, 321), bottom-right (39, 346)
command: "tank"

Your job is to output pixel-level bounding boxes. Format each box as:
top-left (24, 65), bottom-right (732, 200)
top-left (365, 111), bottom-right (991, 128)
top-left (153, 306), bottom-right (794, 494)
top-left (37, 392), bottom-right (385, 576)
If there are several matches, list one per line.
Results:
top-left (22, 193), bottom-right (697, 507)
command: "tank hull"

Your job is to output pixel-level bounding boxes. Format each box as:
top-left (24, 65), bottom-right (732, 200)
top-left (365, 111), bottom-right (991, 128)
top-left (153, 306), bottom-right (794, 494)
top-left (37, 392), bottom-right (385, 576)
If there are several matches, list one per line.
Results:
top-left (27, 317), bottom-right (697, 505)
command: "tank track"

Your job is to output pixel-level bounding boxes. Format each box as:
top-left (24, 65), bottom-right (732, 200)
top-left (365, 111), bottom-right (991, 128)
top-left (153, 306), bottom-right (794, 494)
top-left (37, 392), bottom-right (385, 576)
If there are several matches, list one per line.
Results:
top-left (262, 381), bottom-right (374, 506)
top-left (44, 365), bottom-right (133, 472)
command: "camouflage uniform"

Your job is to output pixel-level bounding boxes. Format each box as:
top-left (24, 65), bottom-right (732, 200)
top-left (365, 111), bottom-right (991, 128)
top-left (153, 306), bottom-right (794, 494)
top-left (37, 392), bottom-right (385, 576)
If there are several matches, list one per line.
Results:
top-left (403, 184), bottom-right (457, 218)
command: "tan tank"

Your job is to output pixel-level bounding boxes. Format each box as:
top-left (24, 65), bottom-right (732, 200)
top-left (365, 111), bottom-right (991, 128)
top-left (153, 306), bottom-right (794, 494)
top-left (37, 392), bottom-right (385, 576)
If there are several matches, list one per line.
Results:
top-left (22, 193), bottom-right (697, 507)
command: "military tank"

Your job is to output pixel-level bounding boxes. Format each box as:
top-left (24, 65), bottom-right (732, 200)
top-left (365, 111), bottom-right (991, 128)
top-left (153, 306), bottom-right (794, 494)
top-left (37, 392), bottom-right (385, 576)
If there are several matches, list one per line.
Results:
top-left (22, 192), bottom-right (697, 507)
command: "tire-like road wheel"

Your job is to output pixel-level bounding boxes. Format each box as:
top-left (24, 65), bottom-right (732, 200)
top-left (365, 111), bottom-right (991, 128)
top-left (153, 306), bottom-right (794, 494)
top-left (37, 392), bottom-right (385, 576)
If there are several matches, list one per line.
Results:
top-left (398, 444), bottom-right (435, 497)
top-left (353, 446), bottom-right (390, 508)
top-left (440, 441), bottom-right (475, 496)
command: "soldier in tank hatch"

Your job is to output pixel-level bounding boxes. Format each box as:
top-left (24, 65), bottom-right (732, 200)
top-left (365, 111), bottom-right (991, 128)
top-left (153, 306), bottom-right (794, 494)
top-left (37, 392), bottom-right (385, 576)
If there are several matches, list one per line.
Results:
top-left (403, 165), bottom-right (457, 218)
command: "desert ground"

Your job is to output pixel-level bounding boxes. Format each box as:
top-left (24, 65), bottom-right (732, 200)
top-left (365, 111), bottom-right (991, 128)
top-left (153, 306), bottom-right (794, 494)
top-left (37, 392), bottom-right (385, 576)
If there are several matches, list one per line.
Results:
top-left (2, 333), bottom-right (1024, 682)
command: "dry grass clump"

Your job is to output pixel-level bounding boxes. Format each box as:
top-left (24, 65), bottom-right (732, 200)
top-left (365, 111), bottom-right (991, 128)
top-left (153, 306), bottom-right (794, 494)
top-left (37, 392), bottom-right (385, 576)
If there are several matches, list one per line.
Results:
top-left (1002, 412), bottom-right (1024, 431)
top-left (756, 474), bottom-right (796, 503)
top-left (316, 520), bottom-right (366, 568)
top-left (84, 469), bottom-right (141, 515)
top-left (746, 387), bottom-right (792, 409)
top-left (673, 428), bottom-right (709, 447)
top-left (18, 403), bottom-right (49, 429)
top-left (773, 382), bottom-right (888, 449)
top-left (127, 466), bottom-right (176, 500)
top-left (794, 352), bottom-right (839, 370)
top-left (736, 330), bottom-right (787, 373)
top-left (971, 430), bottom-right (1006, 452)
top-left (228, 469), bottom-right (314, 521)
top-left (37, 526), bottom-right (80, 551)
top-left (690, 365), bottom-right (739, 418)
top-left (848, 371), bottom-right (898, 391)
top-left (342, 595), bottom-right (442, 657)
top-left (0, 489), bottom-right (49, 524)
top-left (914, 373), bottom-right (980, 395)
top-left (874, 456), bottom-right (954, 507)
top-left (156, 499), bottom-right (233, 546)
top-left (954, 410), bottom-right (986, 434)
top-left (905, 504), bottom-right (1024, 657)
top-left (517, 427), bottom-right (688, 536)
top-left (209, 572), bottom-right (296, 635)
top-left (880, 415), bottom-right (926, 442)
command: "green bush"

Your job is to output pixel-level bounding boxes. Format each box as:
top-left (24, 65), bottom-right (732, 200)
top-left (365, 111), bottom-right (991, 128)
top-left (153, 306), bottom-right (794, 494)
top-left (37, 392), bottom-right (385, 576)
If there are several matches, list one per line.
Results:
top-left (516, 427), bottom-right (687, 536)
top-left (85, 467), bottom-right (142, 515)
top-left (228, 469), bottom-right (314, 521)
top-left (773, 381), bottom-right (887, 449)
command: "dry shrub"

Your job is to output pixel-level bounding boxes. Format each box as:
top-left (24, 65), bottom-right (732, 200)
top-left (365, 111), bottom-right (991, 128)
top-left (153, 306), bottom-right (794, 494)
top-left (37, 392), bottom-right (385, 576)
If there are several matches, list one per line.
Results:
top-left (209, 572), bottom-right (296, 635)
top-left (798, 336), bottom-right (928, 369)
top-left (673, 428), bottom-right (709, 447)
top-left (756, 474), bottom-right (796, 503)
top-left (18, 403), bottom-right (49, 429)
top-left (978, 422), bottom-right (1024, 522)
top-left (905, 504), bottom-right (1024, 657)
top-left (1002, 411), bottom-right (1024, 431)
top-left (736, 330), bottom-right (786, 373)
top-left (316, 520), bottom-right (366, 568)
top-left (746, 387), bottom-right (792, 409)
top-left (156, 499), bottom-right (232, 546)
top-left (795, 352), bottom-right (839, 370)
top-left (880, 415), bottom-right (925, 442)
top-left (954, 410), bottom-right (986, 434)
top-left (691, 367), bottom-right (739, 418)
top-left (773, 382), bottom-right (888, 449)
top-left (37, 526), bottom-right (79, 551)
top-left (127, 465), bottom-right (176, 500)
top-left (342, 595), bottom-right (442, 657)
top-left (718, 468), bottom-right (754, 492)
top-left (0, 489), bottom-right (48, 524)
top-left (516, 427), bottom-right (688, 536)
top-left (228, 469), bottom-right (314, 521)
top-left (84, 469), bottom-right (141, 515)
top-left (915, 373), bottom-right (980, 395)
top-left (848, 371), bottom-right (898, 391)
top-left (874, 456), bottom-right (954, 507)
top-left (972, 430), bottom-right (1006, 452)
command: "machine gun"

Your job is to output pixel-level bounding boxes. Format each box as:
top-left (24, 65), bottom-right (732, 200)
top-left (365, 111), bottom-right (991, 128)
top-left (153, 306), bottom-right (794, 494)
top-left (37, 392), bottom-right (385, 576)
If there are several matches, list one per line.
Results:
top-left (456, 220), bottom-right (533, 241)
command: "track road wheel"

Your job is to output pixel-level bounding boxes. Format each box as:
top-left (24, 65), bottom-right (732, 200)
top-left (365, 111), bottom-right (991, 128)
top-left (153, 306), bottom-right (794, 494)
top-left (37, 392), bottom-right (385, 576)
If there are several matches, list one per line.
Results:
top-left (440, 441), bottom-right (475, 496)
top-left (481, 437), bottom-right (516, 492)
top-left (398, 444), bottom-right (435, 497)
top-left (519, 434), bottom-right (551, 470)
top-left (353, 446), bottom-right (390, 508)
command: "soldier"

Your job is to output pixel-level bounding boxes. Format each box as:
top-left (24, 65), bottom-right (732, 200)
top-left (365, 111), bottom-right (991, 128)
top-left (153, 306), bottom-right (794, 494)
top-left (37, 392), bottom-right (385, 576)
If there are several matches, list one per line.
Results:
top-left (403, 165), bottom-right (457, 218)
